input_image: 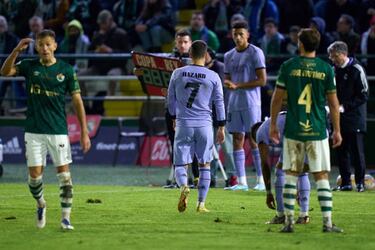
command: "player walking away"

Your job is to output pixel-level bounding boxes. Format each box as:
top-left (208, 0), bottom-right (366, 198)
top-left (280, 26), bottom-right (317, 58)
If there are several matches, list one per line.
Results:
top-left (327, 41), bottom-right (369, 192)
top-left (270, 28), bottom-right (343, 233)
top-left (0, 30), bottom-right (91, 230)
top-left (168, 40), bottom-right (225, 212)
top-left (251, 112), bottom-right (311, 225)
top-left (223, 20), bottom-right (266, 191)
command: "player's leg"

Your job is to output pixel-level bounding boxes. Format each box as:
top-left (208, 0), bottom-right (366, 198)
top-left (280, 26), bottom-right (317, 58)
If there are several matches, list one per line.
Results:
top-left (48, 134), bottom-right (74, 229)
top-left (280, 138), bottom-right (305, 232)
top-left (335, 132), bottom-right (352, 191)
top-left (271, 163), bottom-right (286, 224)
top-left (25, 132), bottom-right (47, 229)
top-left (350, 132), bottom-right (366, 192)
top-left (245, 107), bottom-right (264, 190)
top-left (174, 127), bottom-right (194, 212)
top-left (195, 126), bottom-right (214, 212)
top-left (225, 111), bottom-right (248, 190)
top-left (309, 139), bottom-right (343, 233)
top-left (296, 172), bottom-right (310, 224)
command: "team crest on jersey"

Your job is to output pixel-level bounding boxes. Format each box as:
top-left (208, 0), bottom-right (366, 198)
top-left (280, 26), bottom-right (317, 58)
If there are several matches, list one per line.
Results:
top-left (33, 71), bottom-right (40, 76)
top-left (56, 73), bottom-right (65, 82)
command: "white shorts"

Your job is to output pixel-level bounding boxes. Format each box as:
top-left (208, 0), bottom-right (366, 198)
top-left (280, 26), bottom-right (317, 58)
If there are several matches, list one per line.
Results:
top-left (282, 137), bottom-right (330, 173)
top-left (24, 132), bottom-right (72, 167)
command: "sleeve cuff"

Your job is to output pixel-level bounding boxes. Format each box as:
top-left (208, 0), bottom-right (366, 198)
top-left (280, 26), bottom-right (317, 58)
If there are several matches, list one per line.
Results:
top-left (216, 120), bottom-right (226, 126)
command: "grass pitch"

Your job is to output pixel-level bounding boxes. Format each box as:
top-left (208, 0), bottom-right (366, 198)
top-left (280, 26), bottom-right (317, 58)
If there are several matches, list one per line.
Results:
top-left (1, 183), bottom-right (375, 250)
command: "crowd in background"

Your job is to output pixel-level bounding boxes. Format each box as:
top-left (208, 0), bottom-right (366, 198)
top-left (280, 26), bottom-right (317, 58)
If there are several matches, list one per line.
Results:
top-left (1, 0), bottom-right (375, 115)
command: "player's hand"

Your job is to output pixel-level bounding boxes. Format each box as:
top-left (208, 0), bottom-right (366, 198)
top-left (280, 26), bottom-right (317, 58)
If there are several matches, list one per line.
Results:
top-left (269, 125), bottom-right (280, 145)
top-left (172, 119), bottom-right (176, 131)
top-left (266, 193), bottom-right (276, 210)
top-left (224, 79), bottom-right (237, 90)
top-left (80, 133), bottom-right (91, 153)
top-left (160, 88), bottom-right (168, 97)
top-left (95, 44), bottom-right (113, 53)
top-left (14, 38), bottom-right (33, 53)
top-left (331, 130), bottom-right (342, 148)
top-left (216, 126), bottom-right (225, 144)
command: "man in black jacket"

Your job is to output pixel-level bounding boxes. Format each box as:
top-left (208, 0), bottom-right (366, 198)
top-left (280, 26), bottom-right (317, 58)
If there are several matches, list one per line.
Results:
top-left (328, 41), bottom-right (369, 192)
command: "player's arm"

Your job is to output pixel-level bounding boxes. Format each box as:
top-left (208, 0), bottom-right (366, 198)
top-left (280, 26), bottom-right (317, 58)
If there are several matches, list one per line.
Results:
top-left (229, 68), bottom-right (267, 89)
top-left (213, 74), bottom-right (226, 144)
top-left (1, 38), bottom-right (33, 76)
top-left (259, 143), bottom-right (276, 210)
top-left (327, 92), bottom-right (342, 148)
top-left (167, 71), bottom-right (177, 129)
top-left (269, 87), bottom-right (285, 145)
top-left (72, 92), bottom-right (91, 153)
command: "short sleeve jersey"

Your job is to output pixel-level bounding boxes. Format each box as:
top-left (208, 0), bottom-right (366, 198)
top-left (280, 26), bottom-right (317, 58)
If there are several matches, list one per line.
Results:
top-left (224, 44), bottom-right (266, 112)
top-left (276, 56), bottom-right (336, 141)
top-left (16, 59), bottom-right (80, 134)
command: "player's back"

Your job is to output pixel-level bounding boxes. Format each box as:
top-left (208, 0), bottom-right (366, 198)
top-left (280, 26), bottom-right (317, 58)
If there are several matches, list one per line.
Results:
top-left (170, 64), bottom-right (224, 127)
top-left (256, 112), bottom-right (286, 146)
top-left (277, 56), bottom-right (335, 141)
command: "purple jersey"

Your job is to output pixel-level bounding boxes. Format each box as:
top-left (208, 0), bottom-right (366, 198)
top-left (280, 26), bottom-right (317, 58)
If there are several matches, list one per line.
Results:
top-left (256, 112), bottom-right (286, 146)
top-left (224, 44), bottom-right (266, 112)
top-left (168, 64), bottom-right (225, 127)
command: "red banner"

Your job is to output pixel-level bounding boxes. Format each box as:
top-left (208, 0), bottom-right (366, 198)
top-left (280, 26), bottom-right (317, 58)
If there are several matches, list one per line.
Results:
top-left (67, 115), bottom-right (101, 144)
top-left (137, 136), bottom-right (171, 166)
top-left (132, 51), bottom-right (182, 96)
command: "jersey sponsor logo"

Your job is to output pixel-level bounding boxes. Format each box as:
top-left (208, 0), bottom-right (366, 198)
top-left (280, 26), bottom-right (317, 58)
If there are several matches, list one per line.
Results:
top-left (3, 137), bottom-right (22, 154)
top-left (56, 73), bottom-right (65, 82)
top-left (33, 71), bottom-right (40, 76)
top-left (59, 144), bottom-right (65, 148)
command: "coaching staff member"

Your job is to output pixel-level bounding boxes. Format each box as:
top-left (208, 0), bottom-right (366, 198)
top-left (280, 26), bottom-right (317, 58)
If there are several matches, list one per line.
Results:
top-left (328, 41), bottom-right (369, 192)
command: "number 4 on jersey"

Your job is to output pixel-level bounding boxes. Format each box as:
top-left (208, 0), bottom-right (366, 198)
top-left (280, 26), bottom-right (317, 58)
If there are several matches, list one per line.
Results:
top-left (185, 82), bottom-right (200, 108)
top-left (298, 83), bottom-right (312, 113)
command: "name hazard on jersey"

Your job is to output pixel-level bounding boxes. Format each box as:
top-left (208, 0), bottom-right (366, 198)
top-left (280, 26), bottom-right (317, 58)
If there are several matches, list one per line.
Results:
top-left (182, 71), bottom-right (206, 79)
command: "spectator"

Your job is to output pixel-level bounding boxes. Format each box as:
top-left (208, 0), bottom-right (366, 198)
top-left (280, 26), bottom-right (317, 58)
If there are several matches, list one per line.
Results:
top-left (203, 0), bottom-right (242, 41)
top-left (314, 0), bottom-right (359, 32)
top-left (281, 25), bottom-right (300, 55)
top-left (328, 41), bottom-right (369, 192)
top-left (242, 0), bottom-right (279, 44)
top-left (34, 0), bottom-right (70, 41)
top-left (0, 15), bottom-right (24, 114)
top-left (78, 10), bottom-right (130, 106)
top-left (189, 11), bottom-right (220, 51)
top-left (113, 0), bottom-right (144, 48)
top-left (258, 17), bottom-right (284, 74)
top-left (0, 0), bottom-right (38, 38)
top-left (309, 17), bottom-right (333, 55)
top-left (277, 0), bottom-right (314, 34)
top-left (26, 16), bottom-right (44, 55)
top-left (135, 0), bottom-right (175, 52)
top-left (58, 19), bottom-right (90, 72)
top-left (361, 16), bottom-right (375, 86)
top-left (357, 0), bottom-right (375, 33)
top-left (331, 14), bottom-right (360, 55)
top-left (67, 0), bottom-right (102, 38)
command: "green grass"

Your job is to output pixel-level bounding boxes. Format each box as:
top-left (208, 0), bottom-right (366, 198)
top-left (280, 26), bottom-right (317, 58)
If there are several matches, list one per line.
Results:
top-left (1, 183), bottom-right (375, 250)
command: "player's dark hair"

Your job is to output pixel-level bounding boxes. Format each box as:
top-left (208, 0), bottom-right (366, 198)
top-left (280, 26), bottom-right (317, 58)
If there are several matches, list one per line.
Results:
top-left (36, 29), bottom-right (56, 40)
top-left (231, 20), bottom-right (249, 30)
top-left (250, 122), bottom-right (263, 141)
top-left (175, 29), bottom-right (191, 39)
top-left (298, 28), bottom-right (320, 52)
top-left (190, 40), bottom-right (207, 59)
